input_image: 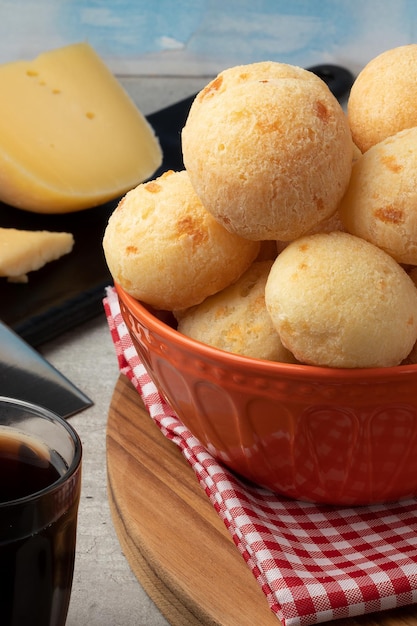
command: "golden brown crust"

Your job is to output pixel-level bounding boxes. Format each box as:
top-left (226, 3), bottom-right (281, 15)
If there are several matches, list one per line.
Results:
top-left (177, 261), bottom-right (297, 362)
top-left (339, 127), bottom-right (417, 265)
top-left (348, 44), bottom-right (417, 152)
top-left (265, 232), bottom-right (417, 368)
top-left (103, 170), bottom-right (260, 310)
top-left (182, 61), bottom-right (353, 241)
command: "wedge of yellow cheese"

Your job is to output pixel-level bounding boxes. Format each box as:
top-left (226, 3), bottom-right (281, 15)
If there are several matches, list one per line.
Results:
top-left (0, 43), bottom-right (162, 213)
top-left (0, 227), bottom-right (74, 282)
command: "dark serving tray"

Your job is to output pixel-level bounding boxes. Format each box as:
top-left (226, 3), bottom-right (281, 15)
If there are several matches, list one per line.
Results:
top-left (1, 64), bottom-right (353, 348)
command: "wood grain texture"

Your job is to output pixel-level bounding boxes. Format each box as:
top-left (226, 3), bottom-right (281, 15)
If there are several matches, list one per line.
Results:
top-left (106, 374), bottom-right (417, 626)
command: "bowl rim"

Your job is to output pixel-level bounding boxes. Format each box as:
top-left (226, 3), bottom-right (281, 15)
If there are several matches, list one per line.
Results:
top-left (115, 283), bottom-right (417, 382)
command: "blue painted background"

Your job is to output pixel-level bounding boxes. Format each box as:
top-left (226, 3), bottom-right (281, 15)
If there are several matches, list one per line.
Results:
top-left (0, 0), bottom-right (416, 75)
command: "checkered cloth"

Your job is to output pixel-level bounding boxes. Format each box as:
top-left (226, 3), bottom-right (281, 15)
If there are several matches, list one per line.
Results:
top-left (104, 286), bottom-right (417, 626)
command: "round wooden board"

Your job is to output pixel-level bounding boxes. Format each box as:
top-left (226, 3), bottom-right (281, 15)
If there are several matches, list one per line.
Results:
top-left (106, 374), bottom-right (417, 626)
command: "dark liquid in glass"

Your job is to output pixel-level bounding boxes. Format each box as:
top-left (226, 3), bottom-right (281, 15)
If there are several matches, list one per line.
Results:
top-left (0, 431), bottom-right (79, 626)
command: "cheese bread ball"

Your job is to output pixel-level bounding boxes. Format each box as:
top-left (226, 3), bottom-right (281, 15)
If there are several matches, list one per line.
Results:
top-left (339, 127), bottom-right (417, 265)
top-left (182, 61), bottom-right (353, 241)
top-left (176, 261), bottom-right (296, 363)
top-left (265, 232), bottom-right (417, 368)
top-left (103, 170), bottom-right (260, 310)
top-left (348, 44), bottom-right (417, 152)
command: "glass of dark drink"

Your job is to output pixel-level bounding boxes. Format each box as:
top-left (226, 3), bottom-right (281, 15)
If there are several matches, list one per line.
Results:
top-left (0, 396), bottom-right (82, 626)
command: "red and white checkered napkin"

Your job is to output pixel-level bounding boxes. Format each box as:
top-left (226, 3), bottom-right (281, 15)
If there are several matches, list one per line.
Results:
top-left (104, 286), bottom-right (417, 626)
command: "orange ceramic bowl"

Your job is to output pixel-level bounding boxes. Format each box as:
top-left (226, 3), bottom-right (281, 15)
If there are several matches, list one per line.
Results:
top-left (116, 283), bottom-right (417, 506)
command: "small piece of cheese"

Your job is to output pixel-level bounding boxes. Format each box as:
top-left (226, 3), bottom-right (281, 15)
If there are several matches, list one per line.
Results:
top-left (0, 227), bottom-right (74, 282)
top-left (0, 43), bottom-right (162, 213)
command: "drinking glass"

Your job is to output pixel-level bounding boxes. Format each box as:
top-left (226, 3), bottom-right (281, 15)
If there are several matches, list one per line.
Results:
top-left (0, 396), bottom-right (82, 626)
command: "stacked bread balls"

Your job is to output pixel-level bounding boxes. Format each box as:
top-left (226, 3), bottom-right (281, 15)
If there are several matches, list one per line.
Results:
top-left (103, 53), bottom-right (417, 368)
top-left (340, 45), bottom-right (417, 267)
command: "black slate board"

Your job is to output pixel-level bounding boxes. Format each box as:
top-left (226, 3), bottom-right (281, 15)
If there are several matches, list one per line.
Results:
top-left (0, 64), bottom-right (354, 348)
top-left (0, 94), bottom-right (196, 347)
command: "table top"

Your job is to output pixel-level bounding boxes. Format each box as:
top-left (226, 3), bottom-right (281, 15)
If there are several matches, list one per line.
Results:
top-left (41, 75), bottom-right (211, 626)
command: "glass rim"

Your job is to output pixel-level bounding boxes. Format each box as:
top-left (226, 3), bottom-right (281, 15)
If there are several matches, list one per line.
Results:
top-left (0, 395), bottom-right (82, 506)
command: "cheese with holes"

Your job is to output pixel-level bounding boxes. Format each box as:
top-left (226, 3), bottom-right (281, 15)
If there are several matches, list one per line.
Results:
top-left (0, 43), bottom-right (162, 213)
top-left (0, 228), bottom-right (74, 282)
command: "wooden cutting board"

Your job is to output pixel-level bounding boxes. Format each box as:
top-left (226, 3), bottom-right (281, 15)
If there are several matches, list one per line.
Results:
top-left (106, 374), bottom-right (417, 626)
